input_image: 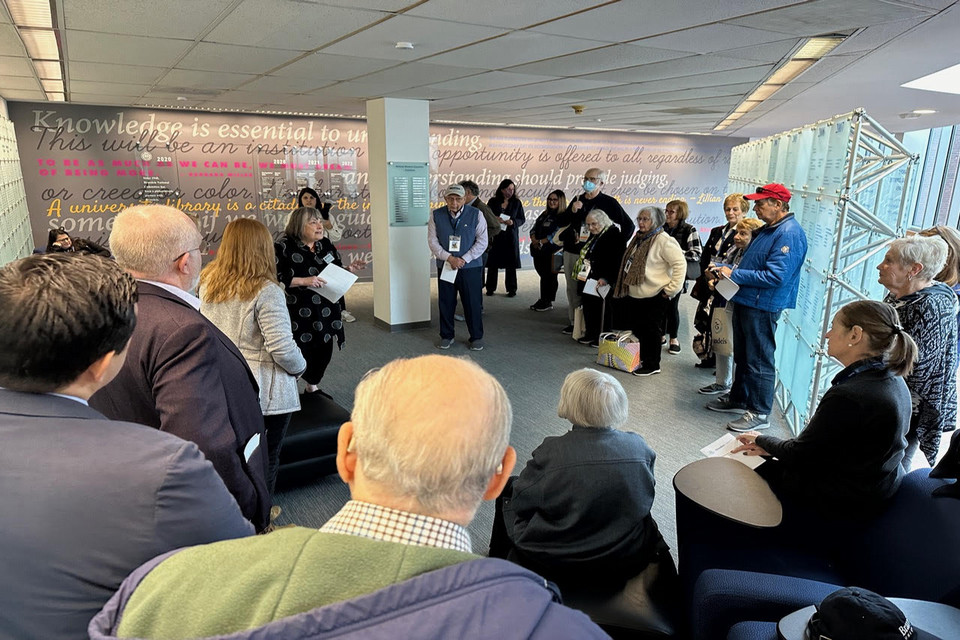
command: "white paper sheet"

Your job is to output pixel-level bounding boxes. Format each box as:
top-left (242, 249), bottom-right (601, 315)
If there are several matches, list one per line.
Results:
top-left (307, 263), bottom-right (358, 303)
top-left (715, 277), bottom-right (740, 300)
top-left (440, 261), bottom-right (459, 283)
top-left (582, 278), bottom-right (600, 297)
top-left (700, 433), bottom-right (764, 470)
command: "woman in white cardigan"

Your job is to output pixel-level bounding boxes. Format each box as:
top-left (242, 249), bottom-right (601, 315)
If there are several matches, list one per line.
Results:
top-left (200, 218), bottom-right (306, 494)
top-left (613, 206), bottom-right (686, 376)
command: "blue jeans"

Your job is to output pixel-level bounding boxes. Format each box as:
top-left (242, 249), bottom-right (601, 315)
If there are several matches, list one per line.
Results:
top-left (729, 304), bottom-right (780, 415)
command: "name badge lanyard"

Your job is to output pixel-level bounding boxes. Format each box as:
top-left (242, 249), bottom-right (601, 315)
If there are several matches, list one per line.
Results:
top-left (448, 211), bottom-right (464, 254)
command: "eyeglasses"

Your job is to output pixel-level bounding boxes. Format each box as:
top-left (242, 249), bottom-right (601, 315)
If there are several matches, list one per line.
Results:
top-left (755, 187), bottom-right (781, 198)
top-left (173, 239), bottom-right (208, 262)
top-left (547, 197), bottom-right (560, 202)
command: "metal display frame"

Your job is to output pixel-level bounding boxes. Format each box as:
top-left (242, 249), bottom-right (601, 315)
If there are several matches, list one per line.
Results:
top-left (728, 109), bottom-right (918, 434)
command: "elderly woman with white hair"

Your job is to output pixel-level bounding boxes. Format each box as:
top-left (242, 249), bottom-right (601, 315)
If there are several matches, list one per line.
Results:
top-left (574, 209), bottom-right (626, 347)
top-left (613, 206), bottom-right (686, 376)
top-left (489, 368), bottom-right (667, 584)
top-left (878, 235), bottom-right (959, 467)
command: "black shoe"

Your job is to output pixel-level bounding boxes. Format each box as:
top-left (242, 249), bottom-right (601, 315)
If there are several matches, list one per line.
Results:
top-left (577, 337), bottom-right (594, 345)
top-left (506, 291), bottom-right (516, 298)
top-left (695, 357), bottom-right (716, 369)
top-left (632, 367), bottom-right (661, 377)
top-left (485, 290), bottom-right (495, 296)
top-left (668, 343), bottom-right (681, 355)
top-left (561, 325), bottom-right (574, 335)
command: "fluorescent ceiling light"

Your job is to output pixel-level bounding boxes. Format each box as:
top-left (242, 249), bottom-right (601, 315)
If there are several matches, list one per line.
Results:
top-left (32, 60), bottom-right (61, 79)
top-left (40, 78), bottom-right (63, 92)
top-left (902, 62), bottom-right (960, 96)
top-left (794, 36), bottom-right (844, 59)
top-left (767, 59), bottom-right (816, 85)
top-left (747, 84), bottom-right (783, 101)
top-left (6, 0), bottom-right (53, 28)
top-left (45, 92), bottom-right (64, 102)
top-left (912, 109), bottom-right (937, 115)
top-left (20, 29), bottom-right (59, 60)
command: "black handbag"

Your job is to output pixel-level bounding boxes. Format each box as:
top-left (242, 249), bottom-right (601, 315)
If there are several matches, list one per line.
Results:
top-left (685, 259), bottom-right (701, 281)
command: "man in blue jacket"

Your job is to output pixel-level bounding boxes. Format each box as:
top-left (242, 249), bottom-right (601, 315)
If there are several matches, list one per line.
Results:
top-left (706, 183), bottom-right (808, 432)
top-left (90, 355), bottom-right (609, 640)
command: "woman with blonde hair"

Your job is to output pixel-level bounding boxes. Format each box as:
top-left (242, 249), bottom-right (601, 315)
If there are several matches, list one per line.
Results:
top-left (200, 218), bottom-right (306, 493)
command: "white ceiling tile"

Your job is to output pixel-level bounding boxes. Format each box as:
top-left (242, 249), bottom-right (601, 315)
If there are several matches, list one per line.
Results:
top-left (179, 42), bottom-right (299, 74)
top-left (405, 0), bottom-right (607, 29)
top-left (507, 44), bottom-right (689, 77)
top-left (788, 54), bottom-right (861, 84)
top-left (718, 39), bottom-right (800, 63)
top-left (203, 90), bottom-right (281, 105)
top-left (0, 56), bottom-right (35, 77)
top-left (324, 62), bottom-right (486, 96)
top-left (157, 69), bottom-right (255, 91)
top-left (70, 93), bottom-right (140, 105)
top-left (68, 80), bottom-right (148, 96)
top-left (726, 0), bottom-right (936, 35)
top-left (323, 15), bottom-right (508, 60)
top-left (62, 0), bottom-right (236, 38)
top-left (0, 76), bottom-right (41, 91)
top-left (271, 53), bottom-right (396, 81)
top-left (317, 1), bottom-right (418, 10)
top-left (0, 89), bottom-right (45, 100)
top-left (241, 75), bottom-right (328, 94)
top-left (417, 71), bottom-right (557, 94)
top-left (636, 23), bottom-right (798, 55)
top-left (829, 18), bottom-right (928, 55)
top-left (0, 24), bottom-right (26, 56)
top-left (205, 1), bottom-right (391, 51)
top-left (68, 62), bottom-right (166, 84)
top-left (529, 1), bottom-right (809, 41)
top-left (588, 54), bottom-right (768, 84)
top-left (424, 32), bottom-right (604, 69)
top-left (432, 78), bottom-right (624, 109)
top-left (66, 31), bottom-right (193, 67)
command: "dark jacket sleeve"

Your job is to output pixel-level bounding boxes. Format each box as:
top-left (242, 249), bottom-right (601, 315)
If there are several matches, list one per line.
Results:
top-left (606, 196), bottom-right (635, 239)
top-left (592, 228), bottom-right (626, 283)
top-left (153, 441), bottom-right (255, 551)
top-left (275, 239), bottom-right (293, 287)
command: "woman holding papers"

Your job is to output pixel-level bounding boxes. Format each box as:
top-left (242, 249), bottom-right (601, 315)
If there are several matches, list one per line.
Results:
top-left (612, 206), bottom-right (685, 377)
top-left (732, 300), bottom-right (915, 518)
top-left (485, 178), bottom-right (526, 297)
top-left (574, 209), bottom-right (625, 348)
top-left (199, 218), bottom-right (306, 493)
top-left (275, 207), bottom-right (362, 398)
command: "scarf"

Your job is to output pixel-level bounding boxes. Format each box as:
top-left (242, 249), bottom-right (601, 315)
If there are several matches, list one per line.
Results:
top-left (614, 226), bottom-right (663, 298)
top-left (573, 226), bottom-right (608, 275)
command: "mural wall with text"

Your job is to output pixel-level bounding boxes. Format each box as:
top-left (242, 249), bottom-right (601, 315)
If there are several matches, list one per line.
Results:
top-left (9, 102), bottom-right (743, 278)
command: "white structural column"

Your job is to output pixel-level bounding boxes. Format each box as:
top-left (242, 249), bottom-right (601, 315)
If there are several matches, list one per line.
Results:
top-left (366, 98), bottom-right (431, 330)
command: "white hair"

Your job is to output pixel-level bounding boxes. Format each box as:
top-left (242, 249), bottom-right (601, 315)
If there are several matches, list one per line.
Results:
top-left (109, 205), bottom-right (200, 278)
top-left (350, 356), bottom-right (512, 514)
top-left (586, 167), bottom-right (608, 183)
top-left (889, 235), bottom-right (948, 281)
top-left (557, 368), bottom-right (629, 429)
top-left (586, 209), bottom-right (613, 229)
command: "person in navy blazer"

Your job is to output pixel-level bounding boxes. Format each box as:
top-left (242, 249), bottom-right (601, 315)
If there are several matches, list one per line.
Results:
top-left (89, 205), bottom-right (271, 531)
top-left (0, 253), bottom-right (253, 640)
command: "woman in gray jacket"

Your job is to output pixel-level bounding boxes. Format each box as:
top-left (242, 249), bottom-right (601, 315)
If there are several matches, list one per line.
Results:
top-left (200, 218), bottom-right (306, 493)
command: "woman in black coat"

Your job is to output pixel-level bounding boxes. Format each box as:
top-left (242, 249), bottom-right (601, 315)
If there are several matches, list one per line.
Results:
top-left (529, 189), bottom-right (566, 311)
top-left (45, 227), bottom-right (111, 258)
top-left (575, 209), bottom-right (626, 347)
top-left (733, 300), bottom-right (917, 518)
top-left (485, 178), bottom-right (526, 297)
top-left (662, 200), bottom-right (702, 355)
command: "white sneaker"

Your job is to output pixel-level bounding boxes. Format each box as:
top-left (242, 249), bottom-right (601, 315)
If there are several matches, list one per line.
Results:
top-left (341, 310), bottom-right (356, 323)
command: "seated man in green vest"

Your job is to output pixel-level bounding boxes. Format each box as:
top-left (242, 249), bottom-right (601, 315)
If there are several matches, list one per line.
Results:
top-left (90, 355), bottom-right (608, 640)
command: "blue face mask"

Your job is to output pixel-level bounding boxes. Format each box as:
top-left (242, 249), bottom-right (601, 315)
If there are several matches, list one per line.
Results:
top-left (583, 180), bottom-right (597, 192)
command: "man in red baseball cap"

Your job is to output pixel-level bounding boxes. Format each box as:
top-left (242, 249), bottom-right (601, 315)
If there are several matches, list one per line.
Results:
top-left (706, 182), bottom-right (808, 433)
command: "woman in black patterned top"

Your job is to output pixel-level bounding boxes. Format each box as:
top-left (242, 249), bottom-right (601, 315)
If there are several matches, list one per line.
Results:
top-left (275, 207), bottom-right (360, 396)
top-left (878, 235), bottom-right (958, 468)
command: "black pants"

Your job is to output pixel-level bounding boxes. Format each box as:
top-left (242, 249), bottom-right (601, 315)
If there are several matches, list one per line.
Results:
top-left (581, 292), bottom-right (610, 341)
top-left (627, 295), bottom-right (669, 370)
top-left (486, 265), bottom-right (517, 294)
top-left (300, 338), bottom-right (334, 386)
top-left (263, 412), bottom-right (292, 494)
top-left (666, 287), bottom-right (682, 339)
top-left (531, 249), bottom-right (559, 303)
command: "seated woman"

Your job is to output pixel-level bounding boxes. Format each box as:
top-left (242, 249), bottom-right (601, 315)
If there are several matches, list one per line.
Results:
top-left (489, 368), bottom-right (667, 585)
top-left (732, 300), bottom-right (916, 518)
top-left (45, 227), bottom-right (111, 257)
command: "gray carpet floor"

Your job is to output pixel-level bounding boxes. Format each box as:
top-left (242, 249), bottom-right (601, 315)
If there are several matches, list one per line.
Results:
top-left (274, 268), bottom-right (792, 560)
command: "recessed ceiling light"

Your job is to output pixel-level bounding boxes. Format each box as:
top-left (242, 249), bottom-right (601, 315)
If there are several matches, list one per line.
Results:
top-left (395, 42), bottom-right (414, 50)
top-left (912, 109), bottom-right (937, 115)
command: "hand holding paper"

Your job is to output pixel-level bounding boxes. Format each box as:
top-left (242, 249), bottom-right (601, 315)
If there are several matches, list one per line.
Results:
top-left (307, 264), bottom-right (357, 303)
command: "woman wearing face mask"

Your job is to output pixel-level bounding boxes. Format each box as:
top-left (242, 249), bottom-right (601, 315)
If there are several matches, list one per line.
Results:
top-left (699, 217), bottom-right (765, 396)
top-left (663, 200), bottom-right (702, 355)
top-left (692, 194), bottom-right (748, 369)
top-left (555, 169), bottom-right (635, 334)
top-left (612, 206), bottom-right (685, 376)
top-left (485, 179), bottom-right (526, 297)
top-left (529, 189), bottom-right (567, 311)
